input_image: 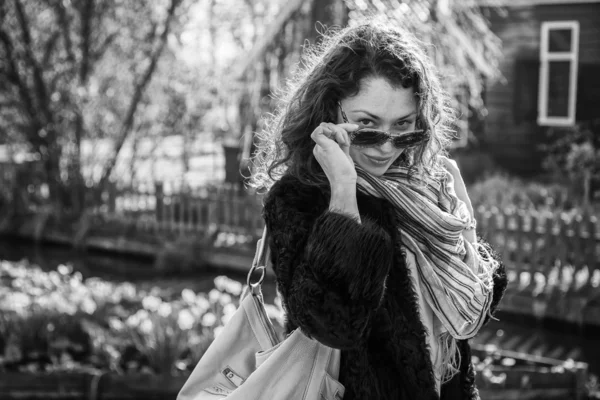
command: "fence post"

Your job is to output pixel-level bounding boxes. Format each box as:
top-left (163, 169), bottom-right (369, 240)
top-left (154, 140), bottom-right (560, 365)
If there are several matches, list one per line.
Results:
top-left (529, 214), bottom-right (539, 274)
top-left (588, 214), bottom-right (598, 271)
top-left (155, 182), bottom-right (164, 224)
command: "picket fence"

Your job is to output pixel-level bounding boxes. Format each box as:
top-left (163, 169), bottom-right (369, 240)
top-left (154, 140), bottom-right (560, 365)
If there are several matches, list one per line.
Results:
top-left (103, 182), bottom-right (266, 238)
top-left (107, 182), bottom-right (599, 270)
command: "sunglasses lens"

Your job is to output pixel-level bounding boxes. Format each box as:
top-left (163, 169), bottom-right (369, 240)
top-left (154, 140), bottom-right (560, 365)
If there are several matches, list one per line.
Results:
top-left (392, 130), bottom-right (429, 148)
top-left (351, 129), bottom-right (388, 146)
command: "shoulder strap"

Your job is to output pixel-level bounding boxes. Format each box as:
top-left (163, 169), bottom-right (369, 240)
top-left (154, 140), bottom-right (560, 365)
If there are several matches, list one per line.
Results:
top-left (246, 226), bottom-right (270, 293)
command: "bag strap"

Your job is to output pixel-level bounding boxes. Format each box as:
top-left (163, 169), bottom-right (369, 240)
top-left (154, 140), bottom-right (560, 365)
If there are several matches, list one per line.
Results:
top-left (246, 226), bottom-right (270, 293)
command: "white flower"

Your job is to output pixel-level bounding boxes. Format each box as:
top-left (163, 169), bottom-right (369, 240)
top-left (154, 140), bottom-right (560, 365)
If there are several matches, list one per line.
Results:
top-left (226, 281), bottom-right (242, 296)
top-left (142, 295), bottom-right (162, 311)
top-left (222, 303), bottom-right (237, 317)
top-left (80, 297), bottom-right (97, 314)
top-left (196, 295), bottom-right (210, 312)
top-left (157, 302), bottom-right (172, 317)
top-left (139, 318), bottom-right (153, 334)
top-left (181, 289), bottom-right (196, 303)
top-left (136, 309), bottom-right (149, 320)
top-left (208, 289), bottom-right (220, 303)
top-left (221, 313), bottom-right (232, 325)
top-left (126, 314), bottom-right (140, 328)
top-left (213, 276), bottom-right (228, 292)
top-left (214, 276), bottom-right (243, 296)
top-left (218, 293), bottom-right (232, 306)
top-left (57, 264), bottom-right (72, 275)
top-left (108, 317), bottom-right (124, 331)
top-left (7, 292), bottom-right (31, 311)
top-left (201, 312), bottom-right (217, 327)
top-left (177, 309), bottom-right (195, 330)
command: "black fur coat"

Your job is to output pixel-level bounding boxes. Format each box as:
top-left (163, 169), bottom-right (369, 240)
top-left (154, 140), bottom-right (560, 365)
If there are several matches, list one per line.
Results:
top-left (262, 174), bottom-right (508, 400)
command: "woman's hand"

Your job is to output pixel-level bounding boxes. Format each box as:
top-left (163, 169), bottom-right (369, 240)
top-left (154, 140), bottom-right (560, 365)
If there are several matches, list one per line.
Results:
top-left (311, 122), bottom-right (359, 188)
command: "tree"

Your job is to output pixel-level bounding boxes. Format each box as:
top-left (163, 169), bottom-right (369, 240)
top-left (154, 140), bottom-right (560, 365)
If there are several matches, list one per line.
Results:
top-left (227, 0), bottom-right (502, 181)
top-left (541, 119), bottom-right (600, 208)
top-left (0, 0), bottom-right (188, 212)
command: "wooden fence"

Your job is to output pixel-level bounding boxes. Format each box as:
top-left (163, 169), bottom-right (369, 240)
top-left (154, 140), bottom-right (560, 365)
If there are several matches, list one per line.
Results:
top-left (474, 206), bottom-right (600, 325)
top-left (106, 182), bottom-right (600, 272)
top-left (102, 182), bottom-right (266, 238)
top-left (474, 206), bottom-right (599, 272)
top-left (102, 184), bottom-right (600, 324)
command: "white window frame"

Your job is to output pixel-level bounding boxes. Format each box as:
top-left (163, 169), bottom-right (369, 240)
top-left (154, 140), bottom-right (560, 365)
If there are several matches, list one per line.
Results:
top-left (538, 21), bottom-right (579, 126)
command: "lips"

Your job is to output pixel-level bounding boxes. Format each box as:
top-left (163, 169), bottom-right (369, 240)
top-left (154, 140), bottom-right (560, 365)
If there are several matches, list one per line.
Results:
top-left (365, 154), bottom-right (392, 163)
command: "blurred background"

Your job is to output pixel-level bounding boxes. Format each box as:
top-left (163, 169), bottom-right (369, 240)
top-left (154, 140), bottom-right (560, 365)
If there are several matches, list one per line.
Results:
top-left (0, 0), bottom-right (598, 399)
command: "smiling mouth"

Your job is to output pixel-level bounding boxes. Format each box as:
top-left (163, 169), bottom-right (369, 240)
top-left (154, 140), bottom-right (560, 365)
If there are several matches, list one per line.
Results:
top-left (365, 154), bottom-right (392, 163)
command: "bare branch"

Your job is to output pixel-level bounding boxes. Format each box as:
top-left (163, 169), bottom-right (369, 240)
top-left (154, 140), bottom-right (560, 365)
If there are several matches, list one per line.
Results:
top-left (79, 0), bottom-right (94, 83)
top-left (233, 0), bottom-right (305, 79)
top-left (42, 31), bottom-right (60, 65)
top-left (13, 0), bottom-right (52, 123)
top-left (0, 29), bottom-right (38, 122)
top-left (50, 0), bottom-right (76, 63)
top-left (91, 30), bottom-right (118, 63)
top-left (97, 0), bottom-right (183, 188)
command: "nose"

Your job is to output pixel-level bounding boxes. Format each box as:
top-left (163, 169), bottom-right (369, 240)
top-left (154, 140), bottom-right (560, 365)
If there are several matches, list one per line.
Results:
top-left (377, 140), bottom-right (396, 154)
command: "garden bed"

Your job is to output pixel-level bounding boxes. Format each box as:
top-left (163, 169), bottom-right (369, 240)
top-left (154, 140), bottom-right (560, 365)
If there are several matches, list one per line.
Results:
top-left (0, 372), bottom-right (187, 400)
top-left (0, 351), bottom-right (591, 400)
top-left (473, 344), bottom-right (590, 399)
top-left (1, 259), bottom-right (596, 400)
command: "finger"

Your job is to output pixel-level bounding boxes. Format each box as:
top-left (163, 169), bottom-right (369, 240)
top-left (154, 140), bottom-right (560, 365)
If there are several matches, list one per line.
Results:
top-left (310, 125), bottom-right (328, 145)
top-left (311, 124), bottom-right (334, 147)
top-left (338, 123), bottom-right (359, 132)
top-left (335, 125), bottom-right (352, 148)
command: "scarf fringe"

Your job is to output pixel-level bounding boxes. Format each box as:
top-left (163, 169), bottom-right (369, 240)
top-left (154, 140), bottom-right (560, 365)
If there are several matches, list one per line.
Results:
top-left (439, 332), bottom-right (461, 383)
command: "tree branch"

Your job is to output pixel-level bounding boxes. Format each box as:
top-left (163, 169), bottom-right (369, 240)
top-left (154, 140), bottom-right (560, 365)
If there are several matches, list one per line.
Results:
top-left (13, 0), bottom-right (52, 123)
top-left (78, 0), bottom-right (94, 83)
top-left (233, 0), bottom-right (305, 79)
top-left (0, 29), bottom-right (38, 123)
top-left (50, 0), bottom-right (76, 63)
top-left (91, 30), bottom-right (118, 64)
top-left (97, 0), bottom-right (183, 189)
top-left (42, 31), bottom-right (60, 65)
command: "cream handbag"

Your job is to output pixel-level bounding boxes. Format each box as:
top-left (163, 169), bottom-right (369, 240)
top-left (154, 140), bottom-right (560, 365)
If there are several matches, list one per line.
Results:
top-left (177, 227), bottom-right (345, 400)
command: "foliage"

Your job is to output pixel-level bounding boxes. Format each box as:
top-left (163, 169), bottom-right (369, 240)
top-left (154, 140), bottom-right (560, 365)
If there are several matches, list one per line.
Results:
top-left (467, 173), bottom-right (597, 215)
top-left (540, 119), bottom-right (600, 208)
top-left (0, 0), bottom-right (195, 210)
top-left (0, 260), bottom-right (281, 375)
top-left (1, 0), bottom-right (504, 208)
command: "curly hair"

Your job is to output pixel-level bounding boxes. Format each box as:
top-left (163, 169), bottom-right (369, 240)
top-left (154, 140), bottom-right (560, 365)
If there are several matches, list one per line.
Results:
top-left (250, 21), bottom-right (456, 192)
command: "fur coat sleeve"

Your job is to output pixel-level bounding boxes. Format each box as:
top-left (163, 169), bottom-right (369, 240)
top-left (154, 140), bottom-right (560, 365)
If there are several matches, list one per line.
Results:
top-left (262, 175), bottom-right (394, 350)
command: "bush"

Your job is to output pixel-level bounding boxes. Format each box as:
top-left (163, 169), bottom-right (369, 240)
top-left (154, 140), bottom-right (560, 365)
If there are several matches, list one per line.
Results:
top-left (467, 173), bottom-right (598, 214)
top-left (540, 119), bottom-right (600, 207)
top-left (0, 260), bottom-right (280, 375)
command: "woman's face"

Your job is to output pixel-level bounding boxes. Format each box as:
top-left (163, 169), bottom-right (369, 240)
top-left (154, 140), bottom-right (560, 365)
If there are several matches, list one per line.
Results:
top-left (338, 77), bottom-right (418, 177)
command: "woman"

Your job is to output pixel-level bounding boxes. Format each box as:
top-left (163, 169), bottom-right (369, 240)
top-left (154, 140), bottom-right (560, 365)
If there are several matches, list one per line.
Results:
top-left (251, 22), bottom-right (507, 400)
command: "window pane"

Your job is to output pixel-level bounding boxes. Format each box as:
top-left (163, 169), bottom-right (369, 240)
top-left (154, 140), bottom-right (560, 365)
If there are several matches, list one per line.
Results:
top-left (548, 29), bottom-right (572, 52)
top-left (547, 61), bottom-right (571, 118)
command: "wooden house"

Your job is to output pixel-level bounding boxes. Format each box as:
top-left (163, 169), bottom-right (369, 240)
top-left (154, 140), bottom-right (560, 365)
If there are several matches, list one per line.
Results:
top-left (478, 0), bottom-right (600, 176)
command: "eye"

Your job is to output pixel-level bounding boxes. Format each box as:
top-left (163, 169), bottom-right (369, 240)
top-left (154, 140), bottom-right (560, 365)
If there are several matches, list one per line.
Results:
top-left (395, 120), bottom-right (411, 128)
top-left (358, 119), bottom-right (374, 126)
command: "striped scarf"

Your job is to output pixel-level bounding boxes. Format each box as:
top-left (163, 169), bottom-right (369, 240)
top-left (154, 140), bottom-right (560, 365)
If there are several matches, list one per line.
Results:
top-left (356, 163), bottom-right (498, 380)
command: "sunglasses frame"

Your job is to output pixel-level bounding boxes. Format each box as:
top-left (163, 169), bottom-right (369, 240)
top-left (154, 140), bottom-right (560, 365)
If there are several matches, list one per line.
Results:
top-left (338, 103), bottom-right (429, 149)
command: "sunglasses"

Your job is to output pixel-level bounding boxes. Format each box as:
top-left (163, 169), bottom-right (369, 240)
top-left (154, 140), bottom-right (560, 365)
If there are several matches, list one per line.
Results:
top-left (339, 104), bottom-right (430, 149)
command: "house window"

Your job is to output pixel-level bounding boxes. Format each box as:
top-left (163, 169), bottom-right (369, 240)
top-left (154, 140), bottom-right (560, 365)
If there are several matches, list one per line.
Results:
top-left (538, 21), bottom-right (579, 126)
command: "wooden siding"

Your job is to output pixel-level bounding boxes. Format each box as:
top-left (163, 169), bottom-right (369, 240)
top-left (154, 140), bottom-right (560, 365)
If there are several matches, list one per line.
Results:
top-left (482, 3), bottom-right (600, 176)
